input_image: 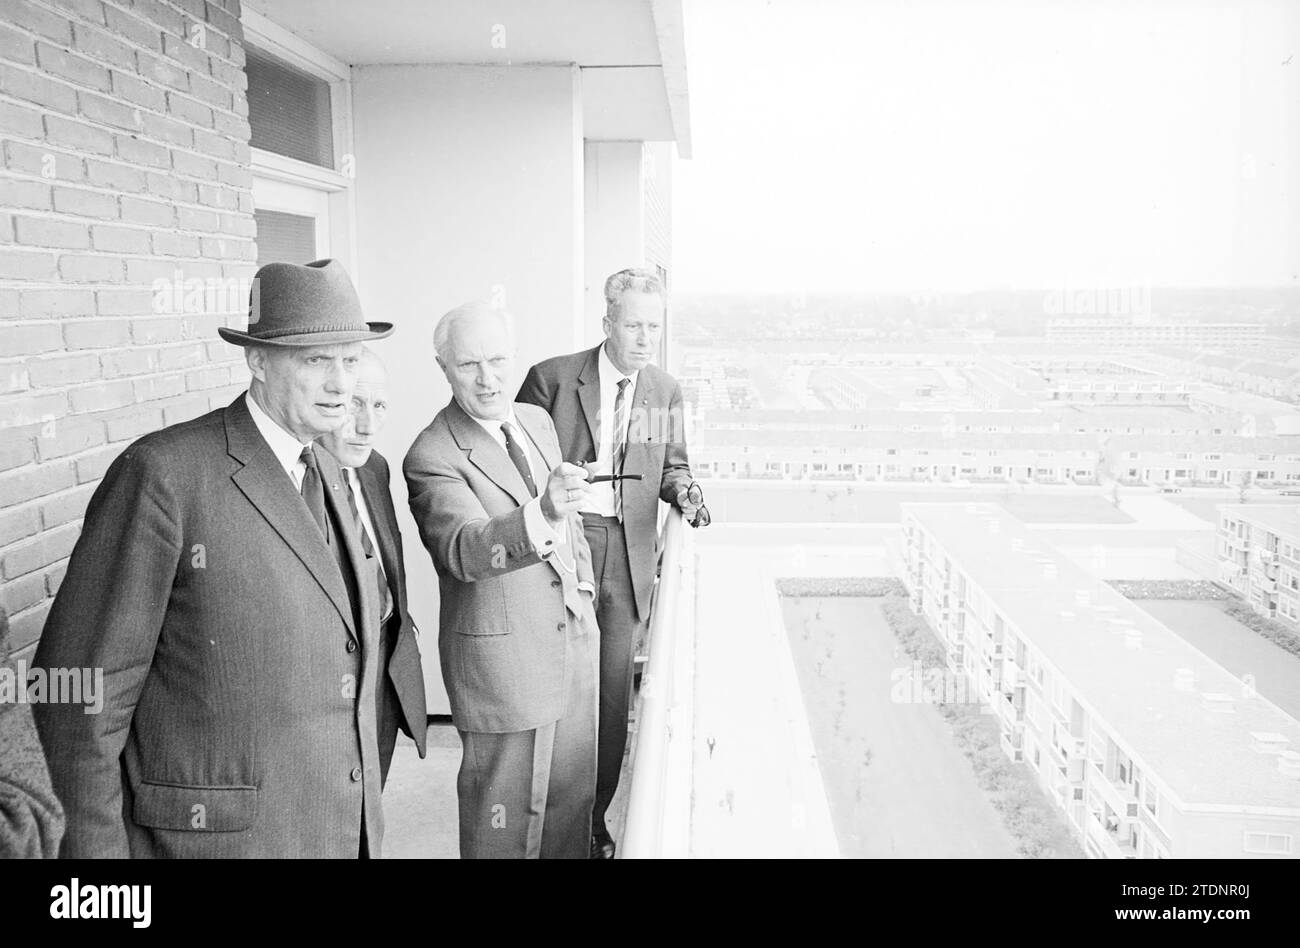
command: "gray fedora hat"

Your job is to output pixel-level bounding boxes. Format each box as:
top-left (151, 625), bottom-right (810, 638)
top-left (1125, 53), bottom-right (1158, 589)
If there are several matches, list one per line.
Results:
top-left (218, 258), bottom-right (393, 347)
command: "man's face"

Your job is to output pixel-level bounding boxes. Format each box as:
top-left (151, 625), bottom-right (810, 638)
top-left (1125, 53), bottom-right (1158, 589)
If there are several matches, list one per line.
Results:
top-left (439, 316), bottom-right (514, 421)
top-left (318, 358), bottom-right (388, 468)
top-left (603, 291), bottom-right (663, 375)
top-left (249, 343), bottom-right (362, 441)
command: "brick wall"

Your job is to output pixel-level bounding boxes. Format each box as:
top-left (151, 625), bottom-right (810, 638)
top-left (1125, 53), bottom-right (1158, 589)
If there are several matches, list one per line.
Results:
top-left (0, 0), bottom-right (254, 657)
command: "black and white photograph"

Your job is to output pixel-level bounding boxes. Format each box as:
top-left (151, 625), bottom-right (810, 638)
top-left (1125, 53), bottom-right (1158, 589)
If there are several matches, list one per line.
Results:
top-left (0, 0), bottom-right (1296, 925)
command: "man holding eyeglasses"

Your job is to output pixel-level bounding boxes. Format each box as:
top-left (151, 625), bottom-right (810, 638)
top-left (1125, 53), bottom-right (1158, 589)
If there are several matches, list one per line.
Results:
top-left (517, 267), bottom-right (709, 860)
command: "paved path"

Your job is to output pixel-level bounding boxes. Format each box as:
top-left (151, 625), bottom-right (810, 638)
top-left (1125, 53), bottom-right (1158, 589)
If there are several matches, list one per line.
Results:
top-left (782, 597), bottom-right (1020, 858)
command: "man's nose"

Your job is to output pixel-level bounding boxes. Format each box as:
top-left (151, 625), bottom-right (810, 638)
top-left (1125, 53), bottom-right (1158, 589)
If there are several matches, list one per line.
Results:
top-left (354, 405), bottom-right (375, 435)
top-left (325, 358), bottom-right (354, 393)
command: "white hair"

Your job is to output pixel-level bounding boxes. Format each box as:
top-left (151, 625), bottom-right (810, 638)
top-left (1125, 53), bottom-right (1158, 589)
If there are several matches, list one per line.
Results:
top-left (433, 301), bottom-right (515, 362)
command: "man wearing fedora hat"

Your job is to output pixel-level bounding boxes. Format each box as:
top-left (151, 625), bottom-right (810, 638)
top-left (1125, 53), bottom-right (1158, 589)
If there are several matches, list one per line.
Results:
top-left (35, 259), bottom-right (403, 858)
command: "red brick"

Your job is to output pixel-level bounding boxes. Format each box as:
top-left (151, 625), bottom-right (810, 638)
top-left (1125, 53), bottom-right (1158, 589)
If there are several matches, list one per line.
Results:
top-left (100, 348), bottom-right (156, 379)
top-left (0, 506), bottom-right (41, 547)
top-left (78, 90), bottom-right (145, 131)
top-left (103, 5), bottom-right (163, 53)
top-left (20, 289), bottom-right (95, 318)
top-left (109, 68), bottom-right (165, 111)
top-left (171, 149), bottom-right (216, 180)
top-left (2, 392), bottom-right (68, 430)
top-left (145, 170), bottom-right (197, 202)
top-left (208, 56), bottom-right (245, 92)
top-left (1, 572), bottom-right (47, 615)
top-left (0, 178), bottom-right (51, 210)
top-left (119, 195), bottom-right (173, 227)
top-left (211, 108), bottom-right (250, 143)
top-left (191, 127), bottom-right (234, 161)
top-left (14, 216), bottom-right (88, 250)
top-left (39, 483), bottom-right (96, 529)
top-left (162, 31), bottom-right (209, 73)
top-left (0, 99), bottom-right (45, 139)
top-left (7, 2), bottom-right (74, 44)
top-left (216, 160), bottom-right (250, 188)
top-left (0, 64), bottom-right (78, 113)
top-left (44, 115), bottom-right (115, 156)
top-left (69, 379), bottom-right (134, 414)
top-left (4, 140), bottom-right (84, 180)
top-left (185, 365), bottom-right (228, 391)
top-left (153, 232), bottom-right (200, 258)
top-left (163, 393), bottom-right (211, 425)
top-left (72, 22), bottom-right (137, 71)
top-left (186, 70), bottom-right (230, 110)
top-left (6, 601), bottom-right (52, 654)
top-left (157, 342), bottom-right (205, 370)
top-left (96, 287), bottom-right (156, 315)
top-left (140, 110), bottom-right (192, 147)
top-left (48, 0), bottom-right (107, 26)
top-left (52, 185), bottom-right (118, 218)
top-left (27, 352), bottom-right (101, 387)
top-left (136, 50), bottom-right (189, 93)
top-left (114, 133), bottom-right (169, 169)
top-left (0, 250), bottom-right (58, 281)
top-left (196, 24), bottom-right (230, 63)
top-left (0, 432), bottom-right (36, 473)
top-left (58, 253), bottom-right (124, 283)
top-left (73, 442), bottom-right (125, 484)
top-left (101, 405), bottom-right (163, 440)
top-left (35, 419), bottom-right (106, 461)
top-left (177, 206), bottom-right (220, 232)
top-left (85, 158), bottom-right (147, 193)
top-left (129, 0), bottom-right (187, 37)
top-left (0, 25), bottom-right (37, 66)
top-left (131, 318), bottom-right (182, 345)
top-left (0, 323), bottom-right (62, 356)
top-left (205, 2), bottom-right (241, 43)
top-left (1, 523), bottom-right (81, 580)
top-left (36, 42), bottom-right (111, 91)
top-left (133, 373), bottom-right (186, 403)
top-left (63, 318), bottom-right (130, 348)
top-left (0, 460), bottom-right (77, 508)
top-left (165, 90), bottom-right (212, 127)
top-left (90, 224), bottom-right (150, 254)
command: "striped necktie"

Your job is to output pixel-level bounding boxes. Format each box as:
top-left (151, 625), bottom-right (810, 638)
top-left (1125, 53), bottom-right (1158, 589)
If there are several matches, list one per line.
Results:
top-left (612, 377), bottom-right (631, 521)
top-left (344, 469), bottom-right (393, 623)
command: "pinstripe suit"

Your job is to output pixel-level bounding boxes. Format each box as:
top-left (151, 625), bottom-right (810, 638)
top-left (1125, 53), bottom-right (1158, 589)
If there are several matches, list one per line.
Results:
top-left (34, 395), bottom-right (386, 858)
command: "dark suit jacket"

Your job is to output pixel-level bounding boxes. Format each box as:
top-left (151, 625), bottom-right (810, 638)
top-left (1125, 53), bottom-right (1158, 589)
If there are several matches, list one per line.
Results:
top-left (354, 450), bottom-right (428, 783)
top-left (403, 399), bottom-right (597, 734)
top-left (0, 607), bottom-right (64, 858)
top-left (34, 395), bottom-right (387, 858)
top-left (518, 345), bottom-right (694, 620)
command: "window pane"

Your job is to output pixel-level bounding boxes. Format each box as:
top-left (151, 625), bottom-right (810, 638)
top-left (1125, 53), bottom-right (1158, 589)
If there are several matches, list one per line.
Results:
top-left (246, 45), bottom-right (334, 168)
top-left (254, 209), bottom-right (317, 267)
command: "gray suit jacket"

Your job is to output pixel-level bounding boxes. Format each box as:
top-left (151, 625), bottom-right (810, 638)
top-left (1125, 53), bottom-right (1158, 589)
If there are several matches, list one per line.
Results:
top-left (518, 345), bottom-right (694, 620)
top-left (403, 399), bottom-right (596, 734)
top-left (34, 395), bottom-right (386, 858)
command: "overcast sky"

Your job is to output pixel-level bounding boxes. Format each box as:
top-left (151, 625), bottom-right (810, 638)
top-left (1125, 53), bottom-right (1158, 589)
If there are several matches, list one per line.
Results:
top-left (672, 0), bottom-right (1300, 294)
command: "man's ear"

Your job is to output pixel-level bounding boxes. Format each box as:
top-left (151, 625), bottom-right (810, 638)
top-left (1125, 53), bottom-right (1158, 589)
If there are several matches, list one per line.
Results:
top-left (245, 346), bottom-right (267, 382)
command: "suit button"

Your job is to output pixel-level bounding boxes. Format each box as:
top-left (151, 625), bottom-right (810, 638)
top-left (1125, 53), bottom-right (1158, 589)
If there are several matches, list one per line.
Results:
top-left (556, 621), bottom-right (565, 631)
top-left (350, 767), bottom-right (363, 782)
top-left (346, 640), bottom-right (357, 653)
top-left (551, 580), bottom-right (561, 588)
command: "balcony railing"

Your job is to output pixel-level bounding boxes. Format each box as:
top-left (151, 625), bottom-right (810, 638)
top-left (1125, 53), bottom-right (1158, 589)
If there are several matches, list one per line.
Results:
top-left (622, 511), bottom-right (694, 858)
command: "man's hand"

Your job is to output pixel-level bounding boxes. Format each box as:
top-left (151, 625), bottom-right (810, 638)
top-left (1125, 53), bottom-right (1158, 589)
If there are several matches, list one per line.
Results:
top-left (541, 462), bottom-right (591, 526)
top-left (675, 484), bottom-right (701, 522)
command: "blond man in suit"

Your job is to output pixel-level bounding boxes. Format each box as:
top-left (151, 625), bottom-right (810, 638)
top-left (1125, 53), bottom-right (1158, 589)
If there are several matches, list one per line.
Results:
top-left (404, 302), bottom-right (599, 859)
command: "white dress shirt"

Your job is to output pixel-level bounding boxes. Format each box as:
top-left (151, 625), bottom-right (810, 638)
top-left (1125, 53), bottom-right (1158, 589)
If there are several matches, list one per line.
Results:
top-left (579, 343), bottom-right (639, 517)
top-left (245, 391), bottom-right (312, 488)
top-left (468, 408), bottom-right (563, 556)
top-left (341, 466), bottom-right (380, 554)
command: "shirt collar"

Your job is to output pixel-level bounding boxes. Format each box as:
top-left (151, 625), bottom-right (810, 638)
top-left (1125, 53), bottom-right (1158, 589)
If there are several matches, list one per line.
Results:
top-left (245, 391), bottom-right (312, 479)
top-left (599, 342), bottom-right (638, 391)
top-left (469, 406), bottom-right (521, 443)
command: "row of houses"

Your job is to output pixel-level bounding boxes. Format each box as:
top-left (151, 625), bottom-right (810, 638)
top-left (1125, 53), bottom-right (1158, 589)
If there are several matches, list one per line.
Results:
top-left (902, 502), bottom-right (1300, 859)
top-left (1147, 347), bottom-right (1300, 403)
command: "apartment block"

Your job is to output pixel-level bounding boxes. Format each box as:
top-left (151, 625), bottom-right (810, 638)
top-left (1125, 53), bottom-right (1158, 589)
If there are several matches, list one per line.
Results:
top-left (1046, 318), bottom-right (1265, 348)
top-left (1217, 504), bottom-right (1300, 625)
top-left (901, 502), bottom-right (1300, 859)
top-left (1107, 436), bottom-right (1300, 486)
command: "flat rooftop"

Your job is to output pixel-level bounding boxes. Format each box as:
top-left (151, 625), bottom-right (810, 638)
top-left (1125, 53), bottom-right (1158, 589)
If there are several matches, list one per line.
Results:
top-left (902, 502), bottom-right (1300, 812)
top-left (1218, 504), bottom-right (1300, 543)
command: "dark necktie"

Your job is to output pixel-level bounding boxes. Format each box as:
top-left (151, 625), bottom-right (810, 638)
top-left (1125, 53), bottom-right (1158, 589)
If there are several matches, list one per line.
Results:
top-left (300, 445), bottom-right (329, 540)
top-left (501, 420), bottom-right (538, 498)
top-left (611, 377), bottom-right (631, 521)
top-left (345, 469), bottom-right (393, 623)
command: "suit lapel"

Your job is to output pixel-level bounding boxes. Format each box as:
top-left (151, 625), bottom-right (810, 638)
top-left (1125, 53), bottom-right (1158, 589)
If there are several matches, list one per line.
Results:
top-left (576, 345), bottom-right (602, 458)
top-left (224, 396), bottom-right (357, 638)
top-left (357, 460), bottom-right (401, 611)
top-left (445, 398), bottom-right (533, 508)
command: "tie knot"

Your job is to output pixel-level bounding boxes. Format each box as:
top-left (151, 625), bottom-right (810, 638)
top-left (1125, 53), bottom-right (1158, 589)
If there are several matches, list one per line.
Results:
top-left (617, 377), bottom-right (631, 392)
top-left (300, 445), bottom-right (319, 471)
top-left (500, 419), bottom-right (517, 439)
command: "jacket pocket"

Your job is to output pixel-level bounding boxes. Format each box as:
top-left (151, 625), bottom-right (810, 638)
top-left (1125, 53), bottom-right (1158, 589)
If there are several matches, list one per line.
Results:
top-left (132, 781), bottom-right (258, 832)
top-left (454, 583), bottom-right (510, 635)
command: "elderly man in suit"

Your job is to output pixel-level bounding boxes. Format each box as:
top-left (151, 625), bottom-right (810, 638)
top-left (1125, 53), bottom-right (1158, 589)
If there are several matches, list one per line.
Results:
top-left (404, 302), bottom-right (599, 859)
top-left (0, 606), bottom-right (64, 858)
top-left (34, 259), bottom-right (391, 858)
top-left (317, 347), bottom-right (428, 785)
top-left (518, 267), bottom-right (704, 859)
